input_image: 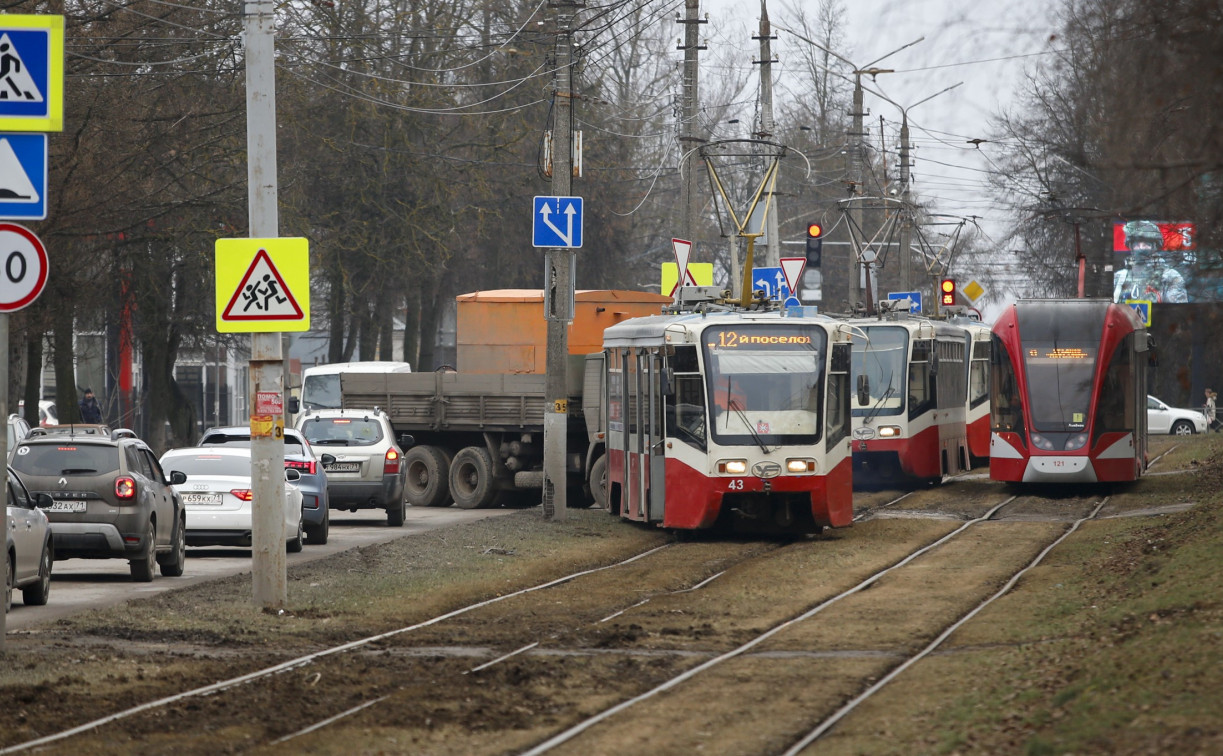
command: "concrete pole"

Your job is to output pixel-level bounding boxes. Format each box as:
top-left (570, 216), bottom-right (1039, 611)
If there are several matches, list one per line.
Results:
top-left (848, 75), bottom-right (864, 308)
top-left (244, 0), bottom-right (286, 607)
top-left (543, 1), bottom-right (577, 521)
top-left (757, 2), bottom-right (780, 268)
top-left (1, 313), bottom-right (8, 648)
top-left (677, 0), bottom-right (703, 253)
top-left (898, 114), bottom-right (912, 291)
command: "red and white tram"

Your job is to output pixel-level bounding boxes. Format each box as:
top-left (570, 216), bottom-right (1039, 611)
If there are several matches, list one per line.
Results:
top-left (601, 310), bottom-right (854, 535)
top-left (955, 318), bottom-right (993, 466)
top-left (989, 299), bottom-right (1148, 484)
top-left (848, 315), bottom-right (970, 485)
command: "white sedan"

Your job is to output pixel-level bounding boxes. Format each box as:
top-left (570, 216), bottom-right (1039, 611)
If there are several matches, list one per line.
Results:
top-left (1147, 395), bottom-right (1209, 435)
top-left (160, 447), bottom-right (305, 552)
top-left (6, 467), bottom-right (53, 612)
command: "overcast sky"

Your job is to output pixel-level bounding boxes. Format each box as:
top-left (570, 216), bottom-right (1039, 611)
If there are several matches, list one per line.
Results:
top-left (690, 0), bottom-right (1062, 254)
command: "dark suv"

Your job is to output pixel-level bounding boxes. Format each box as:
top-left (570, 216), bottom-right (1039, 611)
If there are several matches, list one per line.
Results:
top-left (11, 428), bottom-right (188, 582)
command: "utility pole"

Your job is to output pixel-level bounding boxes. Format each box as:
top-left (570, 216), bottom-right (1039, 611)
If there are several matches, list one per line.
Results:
top-left (898, 114), bottom-right (912, 291)
top-left (677, 0), bottom-right (704, 251)
top-left (755, 1), bottom-right (780, 267)
top-left (245, 0), bottom-right (286, 606)
top-left (848, 73), bottom-right (864, 308)
top-left (543, 1), bottom-right (580, 521)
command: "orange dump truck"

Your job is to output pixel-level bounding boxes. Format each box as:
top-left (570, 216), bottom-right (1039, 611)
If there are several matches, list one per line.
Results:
top-left (341, 290), bottom-right (670, 509)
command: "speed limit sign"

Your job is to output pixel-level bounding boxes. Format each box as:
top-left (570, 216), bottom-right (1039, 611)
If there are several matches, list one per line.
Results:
top-left (0, 222), bottom-right (48, 312)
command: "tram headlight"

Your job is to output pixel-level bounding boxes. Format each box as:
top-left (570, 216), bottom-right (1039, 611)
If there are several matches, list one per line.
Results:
top-left (876, 425), bottom-right (902, 438)
top-left (1030, 433), bottom-right (1055, 451)
top-left (786, 458), bottom-right (816, 474)
top-left (1064, 433), bottom-right (1089, 451)
top-left (718, 459), bottom-right (748, 475)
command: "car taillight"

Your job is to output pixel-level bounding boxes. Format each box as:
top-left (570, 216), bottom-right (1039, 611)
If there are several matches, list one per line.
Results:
top-left (384, 448), bottom-right (401, 475)
top-left (285, 459), bottom-right (316, 475)
top-left (230, 489), bottom-right (253, 501)
top-left (115, 476), bottom-right (137, 500)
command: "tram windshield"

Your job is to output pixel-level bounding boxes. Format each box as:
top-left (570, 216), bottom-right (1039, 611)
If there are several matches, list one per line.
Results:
top-left (701, 323), bottom-right (828, 446)
top-left (1016, 304), bottom-right (1107, 432)
top-left (850, 326), bottom-right (907, 417)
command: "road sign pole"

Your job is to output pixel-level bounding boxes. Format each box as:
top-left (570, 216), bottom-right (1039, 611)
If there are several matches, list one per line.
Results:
top-left (245, 0), bottom-right (285, 609)
top-left (1, 312), bottom-right (8, 649)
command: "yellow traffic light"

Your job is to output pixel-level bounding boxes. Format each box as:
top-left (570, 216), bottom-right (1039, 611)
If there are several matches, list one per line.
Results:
top-left (940, 278), bottom-right (956, 306)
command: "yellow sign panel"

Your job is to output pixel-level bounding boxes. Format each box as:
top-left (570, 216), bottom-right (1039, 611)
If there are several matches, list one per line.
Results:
top-left (0, 15), bottom-right (65, 132)
top-left (963, 279), bottom-right (985, 302)
top-left (215, 237), bottom-right (310, 333)
top-left (662, 262), bottom-right (714, 297)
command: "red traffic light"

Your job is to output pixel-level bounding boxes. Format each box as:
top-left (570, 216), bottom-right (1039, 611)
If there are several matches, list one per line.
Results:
top-left (940, 278), bottom-right (956, 306)
top-left (806, 222), bottom-right (823, 239)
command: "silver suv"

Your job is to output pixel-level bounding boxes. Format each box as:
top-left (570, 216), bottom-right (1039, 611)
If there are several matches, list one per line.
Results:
top-left (10, 428), bottom-right (187, 581)
top-left (296, 409), bottom-right (409, 526)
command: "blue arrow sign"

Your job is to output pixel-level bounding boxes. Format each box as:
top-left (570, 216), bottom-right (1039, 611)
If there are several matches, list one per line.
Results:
top-left (533, 195), bottom-right (583, 248)
top-left (888, 290), bottom-right (923, 313)
top-left (751, 266), bottom-right (791, 301)
top-left (0, 133), bottom-right (46, 220)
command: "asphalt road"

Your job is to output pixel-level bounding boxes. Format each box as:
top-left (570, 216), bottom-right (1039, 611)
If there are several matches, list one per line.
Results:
top-left (4, 505), bottom-right (519, 633)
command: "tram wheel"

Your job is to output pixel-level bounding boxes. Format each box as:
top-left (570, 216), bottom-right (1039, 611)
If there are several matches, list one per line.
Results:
top-left (449, 446), bottom-right (498, 509)
top-left (404, 445), bottom-right (452, 507)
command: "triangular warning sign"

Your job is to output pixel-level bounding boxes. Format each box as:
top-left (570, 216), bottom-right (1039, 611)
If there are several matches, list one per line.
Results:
top-left (221, 249), bottom-right (304, 321)
top-left (780, 257), bottom-right (806, 293)
top-left (0, 138), bottom-right (38, 202)
top-left (0, 34), bottom-right (45, 103)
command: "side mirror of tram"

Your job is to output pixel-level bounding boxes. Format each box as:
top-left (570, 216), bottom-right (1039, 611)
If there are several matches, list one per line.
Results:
top-left (857, 374), bottom-right (870, 406)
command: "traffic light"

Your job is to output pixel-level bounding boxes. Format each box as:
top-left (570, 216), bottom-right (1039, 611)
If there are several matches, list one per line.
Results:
top-left (940, 278), bottom-right (957, 306)
top-left (805, 222), bottom-right (824, 267)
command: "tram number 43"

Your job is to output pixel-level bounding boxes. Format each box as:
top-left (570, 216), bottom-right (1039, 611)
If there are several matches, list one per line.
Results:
top-left (727, 479), bottom-right (745, 490)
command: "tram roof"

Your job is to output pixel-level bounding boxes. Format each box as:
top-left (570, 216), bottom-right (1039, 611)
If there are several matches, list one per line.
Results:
top-left (602, 310), bottom-right (828, 346)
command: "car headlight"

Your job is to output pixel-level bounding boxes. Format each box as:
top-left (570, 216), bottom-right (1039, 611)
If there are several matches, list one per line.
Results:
top-left (1030, 433), bottom-right (1055, 451)
top-left (786, 458), bottom-right (815, 473)
top-left (1064, 433), bottom-right (1089, 451)
top-left (876, 425), bottom-right (902, 438)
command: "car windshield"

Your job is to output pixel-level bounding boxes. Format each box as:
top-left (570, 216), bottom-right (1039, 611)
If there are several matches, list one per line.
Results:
top-left (11, 444), bottom-right (120, 476)
top-left (200, 433), bottom-right (308, 456)
top-left (299, 417), bottom-right (384, 446)
top-left (162, 453), bottom-right (251, 478)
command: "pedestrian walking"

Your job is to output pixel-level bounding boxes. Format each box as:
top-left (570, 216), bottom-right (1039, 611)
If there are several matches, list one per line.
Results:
top-left (1206, 389), bottom-right (1219, 432)
top-left (78, 388), bottom-right (103, 424)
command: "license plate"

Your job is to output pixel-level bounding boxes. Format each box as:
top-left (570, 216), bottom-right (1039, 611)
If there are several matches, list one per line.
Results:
top-left (183, 493), bottom-right (223, 506)
top-left (325, 462), bottom-right (361, 473)
top-left (46, 500), bottom-right (87, 513)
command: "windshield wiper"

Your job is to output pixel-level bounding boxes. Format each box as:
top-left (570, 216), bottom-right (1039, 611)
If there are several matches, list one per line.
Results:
top-left (864, 370), bottom-right (896, 423)
top-left (310, 439), bottom-right (348, 446)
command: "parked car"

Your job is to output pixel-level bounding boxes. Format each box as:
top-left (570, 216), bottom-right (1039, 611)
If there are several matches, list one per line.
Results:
top-left (159, 447), bottom-right (304, 552)
top-left (7, 414), bottom-right (31, 457)
top-left (26, 424), bottom-right (112, 439)
top-left (296, 408), bottom-right (409, 526)
top-left (197, 426), bottom-right (334, 545)
top-left (1147, 395), bottom-right (1209, 435)
top-left (9, 428), bottom-right (187, 582)
top-left (5, 467), bottom-right (54, 612)
top-left (17, 399), bottom-right (59, 427)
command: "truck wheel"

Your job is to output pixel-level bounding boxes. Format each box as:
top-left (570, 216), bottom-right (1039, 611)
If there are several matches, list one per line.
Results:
top-left (449, 446), bottom-right (497, 509)
top-left (589, 454), bottom-right (609, 510)
top-left (404, 445), bottom-right (452, 507)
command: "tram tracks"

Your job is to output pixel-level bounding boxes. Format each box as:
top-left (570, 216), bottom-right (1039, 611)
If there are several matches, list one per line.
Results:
top-left (0, 491), bottom-right (1131, 755)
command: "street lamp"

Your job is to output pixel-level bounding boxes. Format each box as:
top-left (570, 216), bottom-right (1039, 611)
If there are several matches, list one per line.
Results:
top-left (864, 81), bottom-right (964, 290)
top-left (774, 24), bottom-right (924, 307)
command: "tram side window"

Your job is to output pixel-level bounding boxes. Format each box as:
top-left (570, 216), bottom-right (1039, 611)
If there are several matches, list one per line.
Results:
top-left (908, 340), bottom-right (932, 420)
top-left (969, 358), bottom-right (989, 408)
top-left (666, 346), bottom-right (706, 449)
top-left (990, 336), bottom-right (1025, 436)
top-left (606, 349), bottom-right (624, 432)
top-left (626, 349), bottom-right (639, 434)
top-left (1095, 334), bottom-right (1134, 436)
top-left (826, 343), bottom-right (851, 449)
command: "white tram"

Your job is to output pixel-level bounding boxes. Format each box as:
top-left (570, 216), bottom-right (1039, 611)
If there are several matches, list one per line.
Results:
top-left (601, 309), bottom-right (855, 535)
top-left (848, 314), bottom-right (970, 484)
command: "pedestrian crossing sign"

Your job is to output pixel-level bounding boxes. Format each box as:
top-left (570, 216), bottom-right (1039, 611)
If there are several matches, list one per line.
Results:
top-left (215, 238), bottom-right (310, 333)
top-left (0, 16), bottom-right (65, 132)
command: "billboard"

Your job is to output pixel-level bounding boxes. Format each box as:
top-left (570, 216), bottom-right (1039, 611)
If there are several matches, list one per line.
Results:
top-left (1112, 220), bottom-right (1220, 303)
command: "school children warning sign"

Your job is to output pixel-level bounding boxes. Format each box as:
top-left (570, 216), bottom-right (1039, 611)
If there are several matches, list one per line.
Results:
top-left (215, 237), bottom-right (310, 333)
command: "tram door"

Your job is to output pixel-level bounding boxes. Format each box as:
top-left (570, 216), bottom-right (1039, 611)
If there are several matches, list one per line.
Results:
top-left (647, 351), bottom-right (666, 522)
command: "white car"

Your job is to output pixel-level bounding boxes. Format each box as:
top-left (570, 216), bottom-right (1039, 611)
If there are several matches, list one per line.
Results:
top-left (1147, 395), bottom-right (1209, 435)
top-left (160, 447), bottom-right (305, 552)
top-left (6, 466), bottom-right (53, 612)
